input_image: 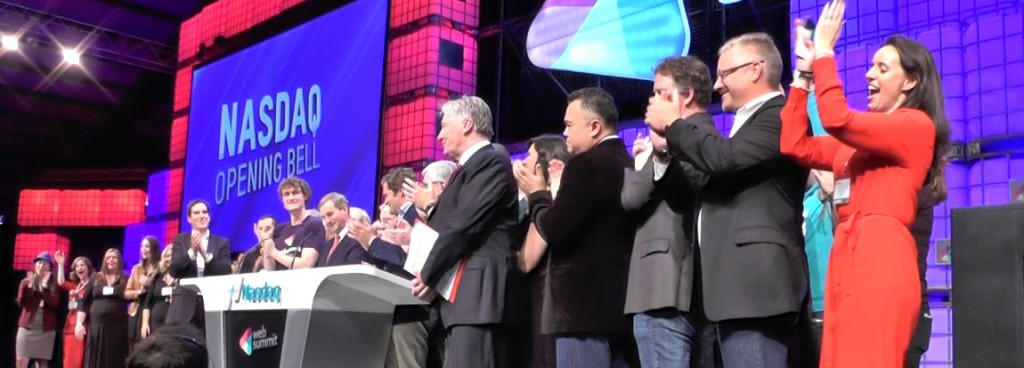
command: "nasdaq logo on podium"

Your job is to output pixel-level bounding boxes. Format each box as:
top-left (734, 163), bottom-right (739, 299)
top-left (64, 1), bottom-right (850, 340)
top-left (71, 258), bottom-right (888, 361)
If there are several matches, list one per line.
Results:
top-left (239, 325), bottom-right (280, 356)
top-left (230, 278), bottom-right (284, 305)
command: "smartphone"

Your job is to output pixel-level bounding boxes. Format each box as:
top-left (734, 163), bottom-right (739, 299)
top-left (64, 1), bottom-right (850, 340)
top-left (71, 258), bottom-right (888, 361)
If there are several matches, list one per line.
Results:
top-left (795, 19), bottom-right (816, 60)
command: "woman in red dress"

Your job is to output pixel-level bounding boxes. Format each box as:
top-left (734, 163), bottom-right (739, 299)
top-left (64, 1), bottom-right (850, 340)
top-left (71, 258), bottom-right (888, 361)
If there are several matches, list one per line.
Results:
top-left (55, 251), bottom-right (94, 368)
top-left (779, 1), bottom-right (950, 367)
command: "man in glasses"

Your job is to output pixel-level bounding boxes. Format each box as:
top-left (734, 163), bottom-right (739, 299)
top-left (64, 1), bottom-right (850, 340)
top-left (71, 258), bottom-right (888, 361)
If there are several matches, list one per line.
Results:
top-left (645, 33), bottom-right (809, 367)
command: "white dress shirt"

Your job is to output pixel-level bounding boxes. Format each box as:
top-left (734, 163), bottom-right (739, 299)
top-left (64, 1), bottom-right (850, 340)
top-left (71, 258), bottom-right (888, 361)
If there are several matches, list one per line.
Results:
top-left (459, 140), bottom-right (493, 166)
top-left (651, 92), bottom-right (782, 246)
top-left (729, 91), bottom-right (783, 138)
top-left (187, 230), bottom-right (213, 277)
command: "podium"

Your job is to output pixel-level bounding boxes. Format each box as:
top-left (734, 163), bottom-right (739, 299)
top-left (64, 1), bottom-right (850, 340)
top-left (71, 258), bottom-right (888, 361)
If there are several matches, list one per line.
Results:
top-left (951, 203), bottom-right (1024, 367)
top-left (179, 264), bottom-right (427, 368)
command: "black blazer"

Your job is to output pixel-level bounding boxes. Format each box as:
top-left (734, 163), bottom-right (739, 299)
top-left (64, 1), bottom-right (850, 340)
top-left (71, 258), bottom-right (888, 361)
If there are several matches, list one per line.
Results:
top-left (316, 234), bottom-right (368, 267)
top-left (665, 95), bottom-right (809, 322)
top-left (528, 137), bottom-right (635, 335)
top-left (421, 144), bottom-right (519, 327)
top-left (166, 232), bottom-right (232, 325)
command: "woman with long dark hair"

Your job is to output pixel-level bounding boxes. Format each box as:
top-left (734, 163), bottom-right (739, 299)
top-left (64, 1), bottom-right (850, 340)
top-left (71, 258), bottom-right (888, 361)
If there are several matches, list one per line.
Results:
top-left (15, 252), bottom-right (61, 368)
top-left (55, 252), bottom-right (94, 368)
top-left (141, 245), bottom-right (175, 339)
top-left (779, 1), bottom-right (950, 367)
top-left (79, 248), bottom-right (130, 367)
top-left (126, 236), bottom-right (161, 348)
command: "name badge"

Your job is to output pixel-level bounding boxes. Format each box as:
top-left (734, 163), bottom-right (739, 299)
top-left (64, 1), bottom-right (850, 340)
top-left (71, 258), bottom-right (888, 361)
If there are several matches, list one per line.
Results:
top-left (68, 301), bottom-right (78, 310)
top-left (834, 178), bottom-right (851, 205)
top-left (161, 286), bottom-right (173, 297)
top-left (102, 286), bottom-right (114, 296)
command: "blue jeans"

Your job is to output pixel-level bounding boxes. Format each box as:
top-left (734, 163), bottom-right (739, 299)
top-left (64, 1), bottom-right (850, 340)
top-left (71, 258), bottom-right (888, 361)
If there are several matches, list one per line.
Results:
top-left (716, 314), bottom-right (796, 368)
top-left (633, 310), bottom-right (696, 367)
top-left (555, 334), bottom-right (631, 368)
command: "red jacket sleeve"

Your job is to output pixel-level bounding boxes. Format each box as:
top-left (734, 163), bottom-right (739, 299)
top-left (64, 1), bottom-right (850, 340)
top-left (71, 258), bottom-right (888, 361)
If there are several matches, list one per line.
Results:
top-left (16, 279), bottom-right (28, 307)
top-left (813, 57), bottom-right (935, 165)
top-left (780, 87), bottom-right (841, 170)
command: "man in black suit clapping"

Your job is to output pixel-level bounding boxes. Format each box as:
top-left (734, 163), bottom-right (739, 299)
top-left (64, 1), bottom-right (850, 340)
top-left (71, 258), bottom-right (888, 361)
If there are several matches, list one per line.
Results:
top-left (413, 95), bottom-right (519, 367)
top-left (167, 199), bottom-right (232, 330)
top-left (515, 87), bottom-right (637, 367)
top-left (646, 32), bottom-right (809, 367)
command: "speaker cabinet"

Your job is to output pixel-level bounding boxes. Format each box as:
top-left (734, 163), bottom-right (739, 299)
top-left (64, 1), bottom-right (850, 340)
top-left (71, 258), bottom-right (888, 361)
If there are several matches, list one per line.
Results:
top-left (952, 203), bottom-right (1024, 367)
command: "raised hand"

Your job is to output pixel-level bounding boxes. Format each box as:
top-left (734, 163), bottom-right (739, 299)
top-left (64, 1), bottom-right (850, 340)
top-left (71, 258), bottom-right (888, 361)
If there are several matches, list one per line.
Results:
top-left (513, 160), bottom-right (548, 196)
top-left (645, 89), bottom-right (683, 134)
top-left (380, 220), bottom-right (412, 247)
top-left (813, 0), bottom-right (846, 56)
top-left (632, 132), bottom-right (650, 157)
top-left (54, 250), bottom-right (66, 266)
top-left (402, 178), bottom-right (432, 212)
top-left (794, 19), bottom-right (815, 72)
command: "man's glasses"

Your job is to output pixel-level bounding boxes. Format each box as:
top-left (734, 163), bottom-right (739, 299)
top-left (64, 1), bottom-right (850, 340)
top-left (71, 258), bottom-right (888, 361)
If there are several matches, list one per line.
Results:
top-left (717, 60), bottom-right (763, 79)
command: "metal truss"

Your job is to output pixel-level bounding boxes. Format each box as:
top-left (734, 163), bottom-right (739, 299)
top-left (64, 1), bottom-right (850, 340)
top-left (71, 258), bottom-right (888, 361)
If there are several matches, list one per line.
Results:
top-left (0, 1), bottom-right (177, 74)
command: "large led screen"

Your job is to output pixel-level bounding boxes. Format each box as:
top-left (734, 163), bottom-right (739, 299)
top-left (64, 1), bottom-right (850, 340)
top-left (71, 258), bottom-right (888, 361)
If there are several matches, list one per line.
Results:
top-left (183, 0), bottom-right (387, 250)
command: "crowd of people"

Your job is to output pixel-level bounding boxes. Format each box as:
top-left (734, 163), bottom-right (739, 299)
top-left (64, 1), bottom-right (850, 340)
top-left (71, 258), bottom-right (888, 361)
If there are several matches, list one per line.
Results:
top-left (13, 1), bottom-right (950, 367)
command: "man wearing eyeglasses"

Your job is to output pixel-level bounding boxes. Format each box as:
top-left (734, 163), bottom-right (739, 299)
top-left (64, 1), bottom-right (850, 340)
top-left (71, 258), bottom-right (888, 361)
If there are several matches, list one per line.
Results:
top-left (645, 32), bottom-right (809, 367)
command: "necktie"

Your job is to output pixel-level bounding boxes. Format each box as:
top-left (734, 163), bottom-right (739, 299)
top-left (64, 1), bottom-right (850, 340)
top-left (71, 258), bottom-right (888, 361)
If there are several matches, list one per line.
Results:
top-left (326, 236), bottom-right (341, 263)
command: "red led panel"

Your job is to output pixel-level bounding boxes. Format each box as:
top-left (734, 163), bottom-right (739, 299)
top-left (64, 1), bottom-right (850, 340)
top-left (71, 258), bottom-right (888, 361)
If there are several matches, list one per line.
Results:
top-left (179, 17), bottom-right (200, 63)
top-left (382, 96), bottom-right (446, 167)
top-left (170, 116), bottom-right (188, 162)
top-left (13, 233), bottom-right (71, 271)
top-left (174, 67), bottom-right (193, 112)
top-left (17, 190), bottom-right (60, 224)
top-left (386, 25), bottom-right (478, 96)
top-left (17, 190), bottom-right (147, 227)
top-left (390, 0), bottom-right (480, 29)
top-left (168, 167), bottom-right (184, 215)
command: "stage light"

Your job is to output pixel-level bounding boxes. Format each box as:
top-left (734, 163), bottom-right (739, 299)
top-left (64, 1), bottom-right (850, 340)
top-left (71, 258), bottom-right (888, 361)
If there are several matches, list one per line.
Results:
top-left (1, 35), bottom-right (19, 51)
top-left (62, 47), bottom-right (80, 65)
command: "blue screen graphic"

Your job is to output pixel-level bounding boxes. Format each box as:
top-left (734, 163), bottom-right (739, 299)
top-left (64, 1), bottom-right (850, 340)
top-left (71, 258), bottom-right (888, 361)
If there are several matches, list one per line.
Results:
top-left (183, 0), bottom-right (386, 251)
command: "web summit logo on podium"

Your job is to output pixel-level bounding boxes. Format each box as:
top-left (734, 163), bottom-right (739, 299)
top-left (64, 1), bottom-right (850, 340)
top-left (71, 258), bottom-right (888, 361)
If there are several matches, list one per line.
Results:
top-left (230, 278), bottom-right (283, 305)
top-left (239, 325), bottom-right (280, 356)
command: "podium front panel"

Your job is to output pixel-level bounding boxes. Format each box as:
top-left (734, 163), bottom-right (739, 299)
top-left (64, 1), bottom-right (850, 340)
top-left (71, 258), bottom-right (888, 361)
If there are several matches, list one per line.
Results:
top-left (224, 310), bottom-right (288, 368)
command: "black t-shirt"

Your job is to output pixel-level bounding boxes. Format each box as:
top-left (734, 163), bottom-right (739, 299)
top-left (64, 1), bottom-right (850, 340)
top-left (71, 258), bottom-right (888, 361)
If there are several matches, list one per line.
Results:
top-left (273, 215), bottom-right (326, 269)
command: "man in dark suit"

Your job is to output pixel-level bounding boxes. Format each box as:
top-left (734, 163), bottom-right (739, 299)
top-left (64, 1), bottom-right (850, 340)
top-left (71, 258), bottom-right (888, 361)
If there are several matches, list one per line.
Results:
top-left (412, 95), bottom-right (519, 367)
top-left (167, 199), bottom-right (232, 329)
top-left (238, 215), bottom-right (276, 274)
top-left (514, 87), bottom-right (636, 367)
top-left (623, 56), bottom-right (714, 367)
top-left (316, 192), bottom-right (367, 267)
top-left (646, 32), bottom-right (809, 367)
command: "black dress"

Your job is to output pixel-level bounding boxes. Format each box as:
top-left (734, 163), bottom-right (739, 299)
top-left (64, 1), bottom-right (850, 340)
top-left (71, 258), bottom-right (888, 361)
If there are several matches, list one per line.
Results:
top-left (143, 273), bottom-right (173, 334)
top-left (81, 274), bottom-right (129, 368)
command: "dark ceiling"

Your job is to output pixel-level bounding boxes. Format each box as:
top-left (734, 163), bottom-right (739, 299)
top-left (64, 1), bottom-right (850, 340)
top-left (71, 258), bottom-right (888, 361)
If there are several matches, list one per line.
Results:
top-left (0, 0), bottom-right (212, 188)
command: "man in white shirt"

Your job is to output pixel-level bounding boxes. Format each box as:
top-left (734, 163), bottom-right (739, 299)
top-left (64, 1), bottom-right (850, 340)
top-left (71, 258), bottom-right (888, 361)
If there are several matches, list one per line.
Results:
top-left (167, 199), bottom-right (232, 329)
top-left (645, 33), bottom-right (810, 368)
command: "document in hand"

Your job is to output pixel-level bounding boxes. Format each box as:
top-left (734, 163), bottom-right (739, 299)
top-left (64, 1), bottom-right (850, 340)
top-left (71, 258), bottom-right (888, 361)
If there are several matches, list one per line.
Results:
top-left (634, 149), bottom-right (651, 171)
top-left (403, 222), bottom-right (467, 302)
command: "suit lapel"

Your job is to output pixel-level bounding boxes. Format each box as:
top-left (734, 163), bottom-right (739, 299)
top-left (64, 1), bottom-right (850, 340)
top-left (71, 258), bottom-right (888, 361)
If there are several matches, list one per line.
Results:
top-left (732, 95), bottom-right (785, 137)
top-left (427, 145), bottom-right (494, 223)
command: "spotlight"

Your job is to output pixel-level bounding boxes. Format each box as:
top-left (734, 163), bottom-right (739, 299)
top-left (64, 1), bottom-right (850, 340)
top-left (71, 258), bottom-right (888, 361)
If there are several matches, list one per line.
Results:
top-left (62, 47), bottom-right (80, 65)
top-left (1, 35), bottom-right (19, 51)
